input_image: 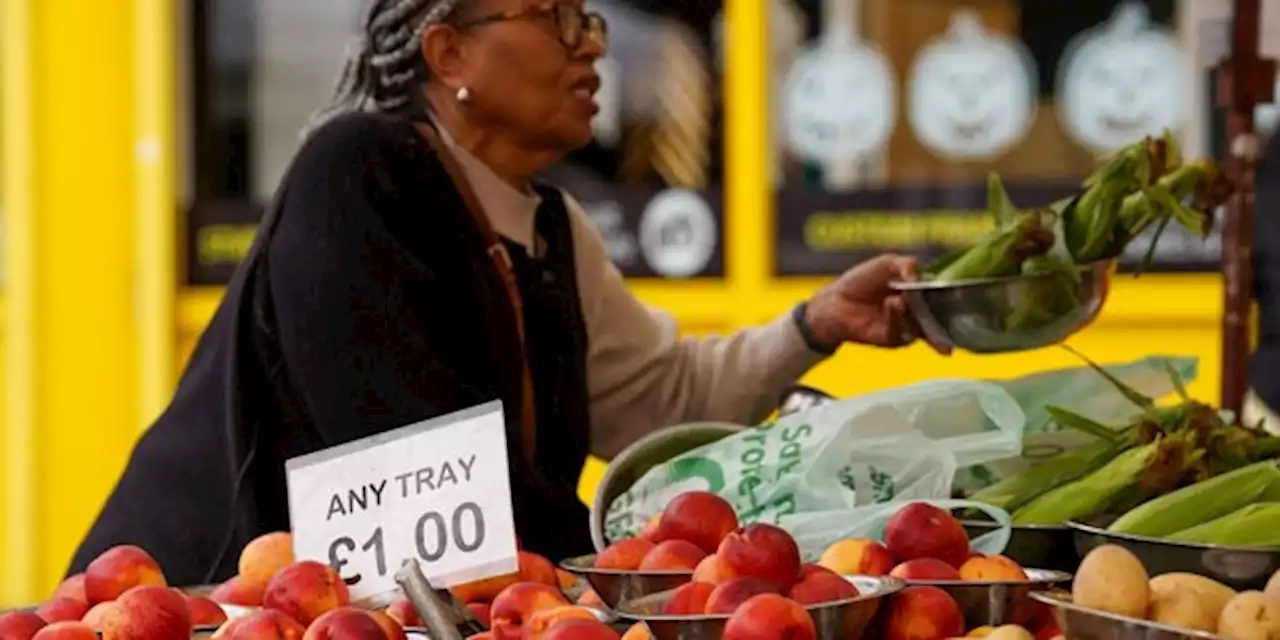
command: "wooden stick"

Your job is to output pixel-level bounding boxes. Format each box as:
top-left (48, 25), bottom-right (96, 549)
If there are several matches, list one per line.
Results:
top-left (1217, 0), bottom-right (1274, 414)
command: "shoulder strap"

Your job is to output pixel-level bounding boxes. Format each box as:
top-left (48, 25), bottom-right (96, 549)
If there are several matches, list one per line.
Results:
top-left (413, 122), bottom-right (538, 468)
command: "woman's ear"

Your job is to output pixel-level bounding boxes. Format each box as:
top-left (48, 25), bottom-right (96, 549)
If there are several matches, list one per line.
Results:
top-left (420, 24), bottom-right (467, 90)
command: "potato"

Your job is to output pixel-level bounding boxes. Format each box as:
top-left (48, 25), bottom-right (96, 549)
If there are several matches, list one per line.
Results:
top-left (1150, 572), bottom-right (1237, 622)
top-left (1218, 591), bottom-right (1280, 640)
top-left (1267, 570), bottom-right (1280, 604)
top-left (1147, 584), bottom-right (1216, 632)
top-left (985, 625), bottom-right (1034, 640)
top-left (1073, 545), bottom-right (1150, 618)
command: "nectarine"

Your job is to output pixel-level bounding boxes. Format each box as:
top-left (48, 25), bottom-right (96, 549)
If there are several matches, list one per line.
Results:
top-left (650, 492), bottom-right (739, 554)
top-left (637, 540), bottom-right (705, 571)
top-left (593, 539), bottom-right (655, 571)
top-left (958, 555), bottom-right (1028, 582)
top-left (186, 595), bottom-right (229, 628)
top-left (704, 578), bottom-right (779, 615)
top-left (575, 590), bottom-right (605, 610)
top-left (890, 558), bottom-right (961, 581)
top-left (464, 602), bottom-right (491, 629)
top-left (83, 545), bottom-right (167, 604)
top-left (30, 622), bottom-right (96, 640)
top-left (818, 539), bottom-right (896, 576)
top-left (51, 576), bottom-right (86, 606)
top-left (239, 532), bottom-right (295, 587)
top-left (716, 524), bottom-right (802, 590)
top-left (517, 552), bottom-right (560, 587)
top-left (35, 598), bottom-right (87, 624)
top-left (691, 556), bottom-right (732, 585)
top-left (489, 582), bottom-right (568, 639)
top-left (637, 516), bottom-right (662, 541)
top-left (884, 503), bottom-right (970, 568)
top-left (537, 619), bottom-right (620, 640)
top-left (367, 610), bottom-right (407, 640)
top-left (80, 603), bottom-right (121, 629)
top-left (555, 570), bottom-right (577, 590)
top-left (884, 586), bottom-right (965, 640)
top-left (660, 582), bottom-right (716, 615)
top-left (302, 608), bottom-right (385, 640)
top-left (788, 566), bottom-right (859, 605)
top-left (722, 594), bottom-right (815, 640)
top-left (262, 561), bottom-right (350, 626)
top-left (99, 585), bottom-right (193, 640)
top-left (210, 576), bottom-right (265, 607)
top-left (213, 609), bottom-right (306, 640)
top-left (0, 611), bottom-right (47, 640)
top-left (522, 606), bottom-right (600, 639)
top-left (384, 600), bottom-right (422, 629)
top-left (620, 622), bottom-right (653, 640)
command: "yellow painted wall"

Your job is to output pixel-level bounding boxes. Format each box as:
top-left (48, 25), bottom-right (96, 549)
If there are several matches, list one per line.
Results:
top-left (0, 0), bottom-right (1232, 609)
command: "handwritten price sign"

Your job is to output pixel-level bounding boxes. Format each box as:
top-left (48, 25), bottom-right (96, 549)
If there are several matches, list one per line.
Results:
top-left (286, 402), bottom-right (518, 600)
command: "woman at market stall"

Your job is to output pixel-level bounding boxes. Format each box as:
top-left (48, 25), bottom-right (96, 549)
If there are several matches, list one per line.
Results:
top-left (69, 0), bottom-right (939, 586)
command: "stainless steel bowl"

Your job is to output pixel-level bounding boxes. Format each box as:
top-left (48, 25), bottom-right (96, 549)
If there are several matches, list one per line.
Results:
top-left (1030, 590), bottom-right (1221, 640)
top-left (615, 575), bottom-right (903, 640)
top-left (962, 521), bottom-right (1079, 574)
top-left (901, 568), bottom-right (1072, 629)
top-left (591, 422), bottom-right (745, 551)
top-left (560, 554), bottom-right (695, 610)
top-left (891, 261), bottom-right (1113, 354)
top-left (1068, 518), bottom-right (1280, 590)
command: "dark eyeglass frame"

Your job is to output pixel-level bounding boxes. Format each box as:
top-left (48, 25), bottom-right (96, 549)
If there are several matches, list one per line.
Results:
top-left (454, 2), bottom-right (608, 51)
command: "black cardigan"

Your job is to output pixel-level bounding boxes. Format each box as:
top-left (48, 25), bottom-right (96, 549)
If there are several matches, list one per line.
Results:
top-left (70, 113), bottom-right (596, 584)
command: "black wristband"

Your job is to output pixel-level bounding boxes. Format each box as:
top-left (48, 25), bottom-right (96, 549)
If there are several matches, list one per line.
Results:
top-left (792, 302), bottom-right (837, 356)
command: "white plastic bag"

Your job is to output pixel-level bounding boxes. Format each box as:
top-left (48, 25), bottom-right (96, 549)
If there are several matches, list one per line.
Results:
top-left (603, 379), bottom-right (1024, 552)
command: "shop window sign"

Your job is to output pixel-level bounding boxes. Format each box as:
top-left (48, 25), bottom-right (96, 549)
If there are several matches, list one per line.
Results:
top-left (185, 0), bottom-right (726, 286)
top-left (772, 0), bottom-right (1212, 276)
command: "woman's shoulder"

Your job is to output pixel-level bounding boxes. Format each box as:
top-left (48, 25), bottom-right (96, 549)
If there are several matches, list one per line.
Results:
top-left (294, 111), bottom-right (426, 166)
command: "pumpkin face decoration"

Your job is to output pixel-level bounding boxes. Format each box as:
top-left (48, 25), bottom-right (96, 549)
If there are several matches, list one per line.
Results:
top-left (907, 10), bottom-right (1037, 161)
top-left (1058, 1), bottom-right (1188, 152)
top-left (782, 31), bottom-right (897, 164)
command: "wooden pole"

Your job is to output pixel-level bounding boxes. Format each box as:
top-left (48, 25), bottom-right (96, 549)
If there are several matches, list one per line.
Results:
top-left (1217, 0), bottom-right (1273, 415)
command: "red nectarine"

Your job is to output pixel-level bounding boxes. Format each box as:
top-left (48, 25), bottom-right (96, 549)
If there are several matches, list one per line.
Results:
top-left (262, 561), bottom-right (350, 626)
top-left (650, 492), bottom-right (739, 554)
top-left (722, 594), bottom-right (815, 640)
top-left (716, 524), bottom-right (802, 590)
top-left (884, 503), bottom-right (970, 568)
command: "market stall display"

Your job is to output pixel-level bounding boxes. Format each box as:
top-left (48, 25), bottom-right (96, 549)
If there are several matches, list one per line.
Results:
top-left (1033, 544), bottom-right (1280, 640)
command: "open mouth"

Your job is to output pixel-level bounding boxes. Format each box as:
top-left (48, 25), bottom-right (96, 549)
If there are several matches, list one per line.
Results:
top-left (570, 74), bottom-right (601, 101)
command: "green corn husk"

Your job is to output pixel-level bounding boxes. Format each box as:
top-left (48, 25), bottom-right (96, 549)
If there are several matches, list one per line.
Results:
top-left (1107, 460), bottom-right (1280, 537)
top-left (1012, 441), bottom-right (1160, 525)
top-left (1066, 135), bottom-right (1173, 263)
top-left (1164, 502), bottom-right (1280, 547)
top-left (968, 438), bottom-right (1127, 512)
top-left (931, 210), bottom-right (1057, 281)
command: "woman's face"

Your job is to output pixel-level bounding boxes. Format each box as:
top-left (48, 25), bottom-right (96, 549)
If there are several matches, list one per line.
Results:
top-left (434, 0), bottom-right (606, 151)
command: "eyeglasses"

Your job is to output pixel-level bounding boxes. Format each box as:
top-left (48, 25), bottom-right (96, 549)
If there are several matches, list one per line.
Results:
top-left (455, 2), bottom-right (609, 51)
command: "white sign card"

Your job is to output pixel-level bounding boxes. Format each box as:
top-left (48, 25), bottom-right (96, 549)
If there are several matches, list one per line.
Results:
top-left (1058, 1), bottom-right (1188, 152)
top-left (286, 401), bottom-right (518, 601)
top-left (908, 9), bottom-right (1037, 160)
top-left (782, 30), bottom-right (897, 164)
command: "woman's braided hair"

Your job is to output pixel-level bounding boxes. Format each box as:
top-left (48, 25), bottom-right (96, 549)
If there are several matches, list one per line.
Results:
top-left (306, 0), bottom-right (464, 134)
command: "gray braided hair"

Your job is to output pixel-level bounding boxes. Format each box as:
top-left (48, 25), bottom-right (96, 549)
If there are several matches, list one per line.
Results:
top-left (305, 0), bottom-right (464, 136)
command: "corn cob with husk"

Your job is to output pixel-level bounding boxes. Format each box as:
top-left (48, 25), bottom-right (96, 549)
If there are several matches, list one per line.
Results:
top-left (965, 438), bottom-right (1127, 512)
top-left (926, 130), bottom-right (1233, 283)
top-left (1011, 440), bottom-right (1167, 525)
top-left (968, 350), bottom-right (1280, 523)
top-left (1106, 460), bottom-right (1280, 536)
top-left (1164, 502), bottom-right (1280, 547)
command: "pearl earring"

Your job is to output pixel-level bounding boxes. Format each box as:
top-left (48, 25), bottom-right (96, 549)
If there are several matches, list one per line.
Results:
top-left (456, 86), bottom-right (471, 102)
